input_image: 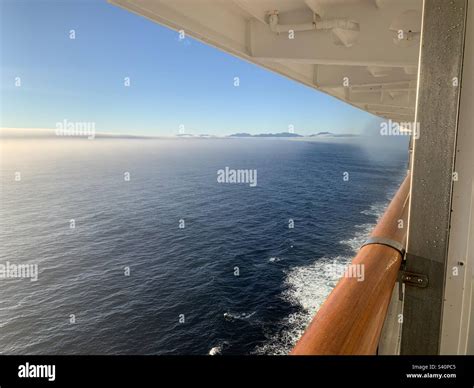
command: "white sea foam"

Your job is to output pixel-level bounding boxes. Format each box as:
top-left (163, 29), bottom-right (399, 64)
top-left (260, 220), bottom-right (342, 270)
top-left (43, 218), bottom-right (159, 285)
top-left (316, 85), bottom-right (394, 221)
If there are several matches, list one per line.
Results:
top-left (208, 341), bottom-right (229, 355)
top-left (361, 201), bottom-right (387, 218)
top-left (255, 199), bottom-right (390, 355)
top-left (340, 223), bottom-right (374, 252)
top-left (255, 255), bottom-right (351, 355)
top-left (224, 311), bottom-right (256, 321)
top-left (209, 346), bottom-right (221, 355)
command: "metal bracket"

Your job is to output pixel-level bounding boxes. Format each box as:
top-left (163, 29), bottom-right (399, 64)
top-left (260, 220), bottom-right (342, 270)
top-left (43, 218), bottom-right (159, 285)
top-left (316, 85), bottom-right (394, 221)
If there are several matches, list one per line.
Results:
top-left (397, 270), bottom-right (429, 300)
top-left (361, 237), bottom-right (406, 257)
top-left (399, 271), bottom-right (429, 288)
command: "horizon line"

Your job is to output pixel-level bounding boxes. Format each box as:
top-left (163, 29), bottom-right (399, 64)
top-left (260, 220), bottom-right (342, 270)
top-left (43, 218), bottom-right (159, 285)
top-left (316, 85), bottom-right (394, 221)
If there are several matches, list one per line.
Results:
top-left (0, 127), bottom-right (361, 140)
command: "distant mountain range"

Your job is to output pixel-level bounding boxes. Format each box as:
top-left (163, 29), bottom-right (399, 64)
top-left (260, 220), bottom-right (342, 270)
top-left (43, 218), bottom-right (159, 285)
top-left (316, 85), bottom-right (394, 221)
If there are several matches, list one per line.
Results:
top-left (176, 133), bottom-right (217, 138)
top-left (229, 132), bottom-right (302, 138)
top-left (228, 131), bottom-right (358, 138)
top-left (309, 132), bottom-right (359, 138)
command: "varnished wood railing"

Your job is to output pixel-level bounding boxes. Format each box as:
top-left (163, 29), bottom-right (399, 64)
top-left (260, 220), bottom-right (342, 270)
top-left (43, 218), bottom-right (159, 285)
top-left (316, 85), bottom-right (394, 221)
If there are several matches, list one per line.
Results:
top-left (291, 175), bottom-right (410, 355)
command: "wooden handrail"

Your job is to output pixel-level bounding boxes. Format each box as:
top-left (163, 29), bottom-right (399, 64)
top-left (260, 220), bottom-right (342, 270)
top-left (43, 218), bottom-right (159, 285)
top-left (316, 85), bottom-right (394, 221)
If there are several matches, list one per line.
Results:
top-left (291, 175), bottom-right (410, 355)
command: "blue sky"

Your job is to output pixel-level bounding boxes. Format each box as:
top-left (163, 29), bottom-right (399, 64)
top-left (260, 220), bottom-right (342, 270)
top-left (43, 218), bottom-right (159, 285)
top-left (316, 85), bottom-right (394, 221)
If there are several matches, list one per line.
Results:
top-left (0, 0), bottom-right (377, 137)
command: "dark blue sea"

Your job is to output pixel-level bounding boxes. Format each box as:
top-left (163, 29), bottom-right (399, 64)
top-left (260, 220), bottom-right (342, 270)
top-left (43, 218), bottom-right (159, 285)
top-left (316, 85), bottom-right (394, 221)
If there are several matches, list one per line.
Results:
top-left (0, 138), bottom-right (407, 355)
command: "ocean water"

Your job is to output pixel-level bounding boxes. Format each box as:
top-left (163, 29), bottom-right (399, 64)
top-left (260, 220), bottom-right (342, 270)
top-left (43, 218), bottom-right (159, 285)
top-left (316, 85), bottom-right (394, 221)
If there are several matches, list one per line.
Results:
top-left (0, 138), bottom-right (407, 355)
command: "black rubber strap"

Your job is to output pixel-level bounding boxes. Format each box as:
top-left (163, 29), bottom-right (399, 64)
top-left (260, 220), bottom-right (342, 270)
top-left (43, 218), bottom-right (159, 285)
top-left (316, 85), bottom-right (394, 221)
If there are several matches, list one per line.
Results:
top-left (361, 237), bottom-right (406, 257)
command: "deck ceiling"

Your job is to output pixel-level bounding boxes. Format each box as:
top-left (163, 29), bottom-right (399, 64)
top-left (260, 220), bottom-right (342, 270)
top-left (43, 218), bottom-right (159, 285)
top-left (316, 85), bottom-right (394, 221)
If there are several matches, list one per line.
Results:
top-left (109, 0), bottom-right (422, 122)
